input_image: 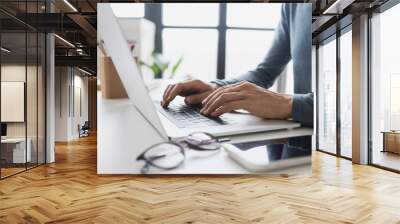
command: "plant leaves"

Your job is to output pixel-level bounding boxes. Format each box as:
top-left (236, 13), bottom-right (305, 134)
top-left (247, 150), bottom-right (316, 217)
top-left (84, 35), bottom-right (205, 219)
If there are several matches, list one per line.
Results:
top-left (170, 57), bottom-right (183, 79)
top-left (150, 64), bottom-right (161, 77)
top-left (139, 52), bottom-right (183, 79)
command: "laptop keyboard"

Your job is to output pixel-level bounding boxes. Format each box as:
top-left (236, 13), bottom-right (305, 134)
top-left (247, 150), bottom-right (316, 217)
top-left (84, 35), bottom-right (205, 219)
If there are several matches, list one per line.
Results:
top-left (155, 101), bottom-right (231, 128)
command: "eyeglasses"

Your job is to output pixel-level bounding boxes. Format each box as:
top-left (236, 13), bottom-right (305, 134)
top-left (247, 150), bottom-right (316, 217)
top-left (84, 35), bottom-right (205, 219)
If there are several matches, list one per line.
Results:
top-left (136, 132), bottom-right (221, 174)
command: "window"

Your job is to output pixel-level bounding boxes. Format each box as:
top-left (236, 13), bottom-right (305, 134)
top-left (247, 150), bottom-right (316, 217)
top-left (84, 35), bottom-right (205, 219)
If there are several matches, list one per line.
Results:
top-left (227, 3), bottom-right (281, 28)
top-left (390, 75), bottom-right (400, 130)
top-left (370, 3), bottom-right (400, 171)
top-left (162, 29), bottom-right (218, 81)
top-left (225, 30), bottom-right (275, 78)
top-left (161, 3), bottom-right (219, 80)
top-left (317, 37), bottom-right (337, 155)
top-left (162, 4), bottom-right (219, 27)
top-left (225, 3), bottom-right (281, 79)
top-left (339, 30), bottom-right (352, 158)
top-left (155, 3), bottom-right (283, 81)
top-left (284, 61), bottom-right (294, 94)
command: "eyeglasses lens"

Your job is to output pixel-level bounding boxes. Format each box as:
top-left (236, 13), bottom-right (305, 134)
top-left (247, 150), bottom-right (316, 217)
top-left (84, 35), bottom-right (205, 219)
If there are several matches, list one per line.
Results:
top-left (187, 133), bottom-right (220, 151)
top-left (143, 143), bottom-right (184, 169)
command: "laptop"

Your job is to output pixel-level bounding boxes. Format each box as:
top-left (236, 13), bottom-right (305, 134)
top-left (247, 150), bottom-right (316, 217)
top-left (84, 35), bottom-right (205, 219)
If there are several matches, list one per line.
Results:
top-left (98, 4), bottom-right (301, 140)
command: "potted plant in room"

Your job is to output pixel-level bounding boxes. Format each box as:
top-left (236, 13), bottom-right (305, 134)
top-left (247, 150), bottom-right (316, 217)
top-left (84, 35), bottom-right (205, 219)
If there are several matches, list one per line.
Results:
top-left (139, 52), bottom-right (183, 79)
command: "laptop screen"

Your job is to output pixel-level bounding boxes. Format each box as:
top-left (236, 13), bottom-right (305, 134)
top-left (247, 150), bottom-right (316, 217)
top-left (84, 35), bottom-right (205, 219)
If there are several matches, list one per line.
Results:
top-left (98, 4), bottom-right (167, 140)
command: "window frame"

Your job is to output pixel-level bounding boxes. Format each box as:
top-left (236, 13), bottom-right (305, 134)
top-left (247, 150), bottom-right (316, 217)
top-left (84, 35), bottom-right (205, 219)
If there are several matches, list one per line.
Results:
top-left (315, 24), bottom-right (353, 161)
top-left (367, 0), bottom-right (400, 173)
top-left (338, 26), bottom-right (353, 159)
top-left (313, 0), bottom-right (400, 174)
top-left (145, 3), bottom-right (277, 80)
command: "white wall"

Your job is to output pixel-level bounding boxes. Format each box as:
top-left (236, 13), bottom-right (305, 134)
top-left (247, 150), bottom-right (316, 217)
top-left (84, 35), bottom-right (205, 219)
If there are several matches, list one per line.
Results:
top-left (55, 66), bottom-right (69, 141)
top-left (55, 67), bottom-right (89, 141)
top-left (71, 73), bottom-right (89, 138)
top-left (1, 65), bottom-right (39, 138)
top-left (1, 65), bottom-right (26, 138)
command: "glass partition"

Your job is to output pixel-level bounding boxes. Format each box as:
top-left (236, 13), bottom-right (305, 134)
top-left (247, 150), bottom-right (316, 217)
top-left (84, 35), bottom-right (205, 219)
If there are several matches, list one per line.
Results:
top-left (38, 32), bottom-right (46, 165)
top-left (38, 0), bottom-right (46, 165)
top-left (1, 30), bottom-right (28, 177)
top-left (317, 37), bottom-right (337, 155)
top-left (27, 31), bottom-right (38, 169)
top-left (0, 1), bottom-right (46, 179)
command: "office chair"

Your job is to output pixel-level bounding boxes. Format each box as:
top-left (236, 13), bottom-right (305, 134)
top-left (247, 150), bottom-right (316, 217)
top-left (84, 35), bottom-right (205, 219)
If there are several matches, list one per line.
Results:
top-left (79, 121), bottom-right (90, 138)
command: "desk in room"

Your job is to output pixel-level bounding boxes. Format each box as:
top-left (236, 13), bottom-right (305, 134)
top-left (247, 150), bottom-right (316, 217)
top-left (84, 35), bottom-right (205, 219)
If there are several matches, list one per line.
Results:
top-left (98, 80), bottom-right (313, 174)
top-left (382, 131), bottom-right (400, 154)
top-left (1, 138), bottom-right (31, 166)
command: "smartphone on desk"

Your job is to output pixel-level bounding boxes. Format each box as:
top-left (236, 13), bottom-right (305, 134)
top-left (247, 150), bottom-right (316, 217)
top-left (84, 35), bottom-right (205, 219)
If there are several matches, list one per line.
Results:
top-left (222, 139), bottom-right (311, 172)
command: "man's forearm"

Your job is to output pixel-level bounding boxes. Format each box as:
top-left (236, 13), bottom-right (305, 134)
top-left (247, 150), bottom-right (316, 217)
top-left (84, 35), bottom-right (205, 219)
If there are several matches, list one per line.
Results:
top-left (211, 70), bottom-right (276, 89)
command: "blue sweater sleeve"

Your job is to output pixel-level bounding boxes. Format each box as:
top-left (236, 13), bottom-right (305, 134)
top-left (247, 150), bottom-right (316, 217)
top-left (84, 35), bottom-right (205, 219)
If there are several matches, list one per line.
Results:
top-left (292, 93), bottom-right (313, 127)
top-left (212, 4), bottom-right (314, 127)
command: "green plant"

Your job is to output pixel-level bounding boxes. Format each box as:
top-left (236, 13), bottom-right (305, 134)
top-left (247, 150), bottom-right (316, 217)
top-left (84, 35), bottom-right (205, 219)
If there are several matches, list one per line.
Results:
top-left (139, 52), bottom-right (183, 79)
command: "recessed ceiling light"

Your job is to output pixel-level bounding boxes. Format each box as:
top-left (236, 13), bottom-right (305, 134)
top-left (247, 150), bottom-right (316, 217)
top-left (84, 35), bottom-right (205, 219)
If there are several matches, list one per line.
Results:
top-left (78, 67), bottom-right (93, 76)
top-left (1, 47), bottom-right (11, 53)
top-left (54, 34), bottom-right (75, 48)
top-left (63, 0), bottom-right (78, 12)
top-left (322, 0), bottom-right (353, 15)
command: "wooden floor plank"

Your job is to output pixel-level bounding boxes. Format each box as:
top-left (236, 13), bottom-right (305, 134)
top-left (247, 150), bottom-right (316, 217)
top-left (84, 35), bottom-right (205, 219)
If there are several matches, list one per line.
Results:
top-left (0, 135), bottom-right (400, 223)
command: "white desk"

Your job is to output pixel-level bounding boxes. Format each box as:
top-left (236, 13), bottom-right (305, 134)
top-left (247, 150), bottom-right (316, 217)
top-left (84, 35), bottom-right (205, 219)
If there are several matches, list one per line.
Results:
top-left (1, 138), bottom-right (31, 163)
top-left (97, 80), bottom-right (313, 175)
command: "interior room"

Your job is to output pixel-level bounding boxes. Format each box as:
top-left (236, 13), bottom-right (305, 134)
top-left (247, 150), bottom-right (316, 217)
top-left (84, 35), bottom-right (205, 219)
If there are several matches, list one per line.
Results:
top-left (1, 0), bottom-right (400, 223)
top-left (0, 11), bottom-right (46, 177)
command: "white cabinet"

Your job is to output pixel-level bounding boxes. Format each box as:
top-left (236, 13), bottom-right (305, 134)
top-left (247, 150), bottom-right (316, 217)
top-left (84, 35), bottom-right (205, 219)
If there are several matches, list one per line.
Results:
top-left (1, 138), bottom-right (32, 163)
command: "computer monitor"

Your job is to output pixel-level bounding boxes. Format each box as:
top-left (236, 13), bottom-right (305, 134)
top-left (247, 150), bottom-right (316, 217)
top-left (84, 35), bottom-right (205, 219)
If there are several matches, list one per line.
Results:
top-left (1, 123), bottom-right (7, 137)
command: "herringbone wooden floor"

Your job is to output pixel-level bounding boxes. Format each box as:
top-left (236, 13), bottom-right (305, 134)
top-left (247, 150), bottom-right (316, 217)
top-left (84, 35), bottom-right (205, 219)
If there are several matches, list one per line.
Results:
top-left (1, 135), bottom-right (400, 224)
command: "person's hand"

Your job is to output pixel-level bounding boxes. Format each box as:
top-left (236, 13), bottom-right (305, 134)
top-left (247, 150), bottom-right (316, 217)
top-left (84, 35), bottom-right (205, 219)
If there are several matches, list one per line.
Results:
top-left (161, 80), bottom-right (219, 108)
top-left (200, 81), bottom-right (292, 119)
